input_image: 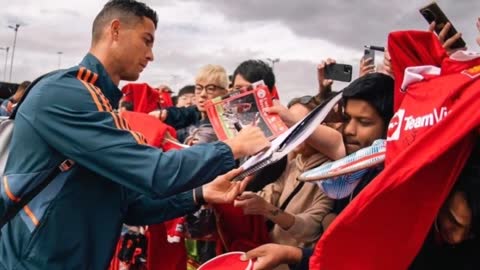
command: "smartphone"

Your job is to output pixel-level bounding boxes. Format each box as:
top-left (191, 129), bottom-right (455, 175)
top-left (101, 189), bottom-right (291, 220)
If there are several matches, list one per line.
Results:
top-left (324, 63), bottom-right (353, 82)
top-left (363, 48), bottom-right (375, 64)
top-left (419, 2), bottom-right (466, 49)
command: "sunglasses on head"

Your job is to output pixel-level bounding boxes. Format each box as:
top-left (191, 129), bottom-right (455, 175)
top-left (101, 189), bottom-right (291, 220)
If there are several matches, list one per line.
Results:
top-left (288, 95), bottom-right (322, 108)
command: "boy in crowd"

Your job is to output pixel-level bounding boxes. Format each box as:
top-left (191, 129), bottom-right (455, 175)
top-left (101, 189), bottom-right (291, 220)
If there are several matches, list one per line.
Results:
top-left (176, 85), bottom-right (195, 108)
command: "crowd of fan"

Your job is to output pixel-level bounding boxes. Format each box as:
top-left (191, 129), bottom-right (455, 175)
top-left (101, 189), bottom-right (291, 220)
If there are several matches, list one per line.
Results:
top-left (108, 23), bottom-right (480, 269)
top-left (2, 1), bottom-right (480, 270)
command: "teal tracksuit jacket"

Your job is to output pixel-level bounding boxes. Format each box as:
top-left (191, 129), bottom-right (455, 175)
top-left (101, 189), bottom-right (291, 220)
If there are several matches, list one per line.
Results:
top-left (0, 54), bottom-right (235, 269)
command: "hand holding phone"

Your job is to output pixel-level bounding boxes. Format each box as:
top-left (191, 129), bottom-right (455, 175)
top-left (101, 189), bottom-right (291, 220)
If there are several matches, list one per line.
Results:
top-left (363, 48), bottom-right (375, 63)
top-left (317, 58), bottom-right (336, 93)
top-left (360, 48), bottom-right (375, 77)
top-left (324, 63), bottom-right (353, 82)
top-left (419, 2), bottom-right (466, 50)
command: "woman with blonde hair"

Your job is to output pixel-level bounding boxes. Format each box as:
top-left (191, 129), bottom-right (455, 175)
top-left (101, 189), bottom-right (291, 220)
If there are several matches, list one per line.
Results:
top-left (152, 64), bottom-right (229, 143)
top-left (193, 64), bottom-right (229, 118)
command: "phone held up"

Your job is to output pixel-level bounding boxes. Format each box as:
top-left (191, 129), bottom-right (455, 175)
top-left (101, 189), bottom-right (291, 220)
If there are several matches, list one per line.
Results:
top-left (363, 47), bottom-right (375, 64)
top-left (362, 45), bottom-right (385, 68)
top-left (324, 63), bottom-right (353, 82)
top-left (419, 1), bottom-right (466, 49)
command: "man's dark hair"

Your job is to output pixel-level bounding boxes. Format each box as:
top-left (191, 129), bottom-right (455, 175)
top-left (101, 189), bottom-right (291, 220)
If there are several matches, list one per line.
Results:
top-left (342, 73), bottom-right (394, 129)
top-left (178, 85), bottom-right (195, 97)
top-left (92, 0), bottom-right (158, 42)
top-left (171, 95), bottom-right (178, 106)
top-left (228, 74), bottom-right (233, 89)
top-left (452, 146), bottom-right (480, 239)
top-left (232, 60), bottom-right (275, 92)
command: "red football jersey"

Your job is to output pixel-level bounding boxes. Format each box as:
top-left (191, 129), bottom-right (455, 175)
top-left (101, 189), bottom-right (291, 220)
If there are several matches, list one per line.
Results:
top-left (310, 31), bottom-right (480, 270)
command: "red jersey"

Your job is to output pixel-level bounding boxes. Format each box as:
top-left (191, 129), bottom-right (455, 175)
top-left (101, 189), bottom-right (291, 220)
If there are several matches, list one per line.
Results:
top-left (310, 31), bottom-right (480, 270)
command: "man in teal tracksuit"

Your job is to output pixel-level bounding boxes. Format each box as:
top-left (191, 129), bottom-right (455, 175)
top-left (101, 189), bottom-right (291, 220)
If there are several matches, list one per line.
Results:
top-left (0, 1), bottom-right (269, 269)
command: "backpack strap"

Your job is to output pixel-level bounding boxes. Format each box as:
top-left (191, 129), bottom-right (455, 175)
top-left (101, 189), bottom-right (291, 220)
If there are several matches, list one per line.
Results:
top-left (0, 160), bottom-right (74, 229)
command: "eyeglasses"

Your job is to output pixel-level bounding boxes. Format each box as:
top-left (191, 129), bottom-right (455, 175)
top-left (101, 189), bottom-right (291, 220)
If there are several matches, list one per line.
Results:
top-left (195, 84), bottom-right (225, 95)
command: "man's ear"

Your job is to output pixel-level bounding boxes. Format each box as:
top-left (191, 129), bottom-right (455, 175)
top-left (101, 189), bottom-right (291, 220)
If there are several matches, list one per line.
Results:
top-left (109, 19), bottom-right (121, 41)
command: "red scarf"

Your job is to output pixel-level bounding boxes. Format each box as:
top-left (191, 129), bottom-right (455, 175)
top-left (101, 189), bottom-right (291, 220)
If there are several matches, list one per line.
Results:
top-left (310, 31), bottom-right (480, 270)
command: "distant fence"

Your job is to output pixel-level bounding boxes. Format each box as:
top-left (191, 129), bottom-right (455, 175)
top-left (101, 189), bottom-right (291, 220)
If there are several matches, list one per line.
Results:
top-left (0, 81), bottom-right (19, 99)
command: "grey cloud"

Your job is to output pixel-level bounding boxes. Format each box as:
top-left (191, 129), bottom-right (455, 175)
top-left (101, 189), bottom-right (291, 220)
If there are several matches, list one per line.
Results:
top-left (186, 0), bottom-right (480, 50)
top-left (2, 14), bottom-right (27, 27)
top-left (274, 59), bottom-right (354, 104)
top-left (39, 8), bottom-right (82, 18)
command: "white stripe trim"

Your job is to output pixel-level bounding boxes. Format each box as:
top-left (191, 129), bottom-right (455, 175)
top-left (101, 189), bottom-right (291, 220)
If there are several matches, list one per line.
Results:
top-left (401, 65), bottom-right (441, 92)
top-left (450, 50), bottom-right (480, 61)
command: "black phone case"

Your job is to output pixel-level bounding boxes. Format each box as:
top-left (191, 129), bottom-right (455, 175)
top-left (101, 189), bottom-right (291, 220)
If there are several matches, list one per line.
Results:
top-left (324, 64), bottom-right (353, 82)
top-left (419, 2), bottom-right (466, 49)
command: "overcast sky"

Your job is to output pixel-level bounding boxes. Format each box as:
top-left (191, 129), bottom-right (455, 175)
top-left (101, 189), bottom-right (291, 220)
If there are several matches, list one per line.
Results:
top-left (0, 0), bottom-right (479, 102)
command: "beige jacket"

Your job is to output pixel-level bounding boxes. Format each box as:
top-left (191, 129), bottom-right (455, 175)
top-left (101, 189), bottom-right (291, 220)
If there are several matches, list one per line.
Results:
top-left (258, 152), bottom-right (333, 248)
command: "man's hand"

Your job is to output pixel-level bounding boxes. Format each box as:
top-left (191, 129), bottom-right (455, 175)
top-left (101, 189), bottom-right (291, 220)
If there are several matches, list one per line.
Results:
top-left (224, 126), bottom-right (270, 159)
top-left (359, 56), bottom-right (375, 77)
top-left (203, 168), bottom-right (252, 204)
top-left (429, 21), bottom-right (466, 55)
top-left (317, 59), bottom-right (335, 95)
top-left (234, 191), bottom-right (270, 216)
top-left (380, 49), bottom-right (394, 78)
top-left (241, 244), bottom-right (303, 270)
